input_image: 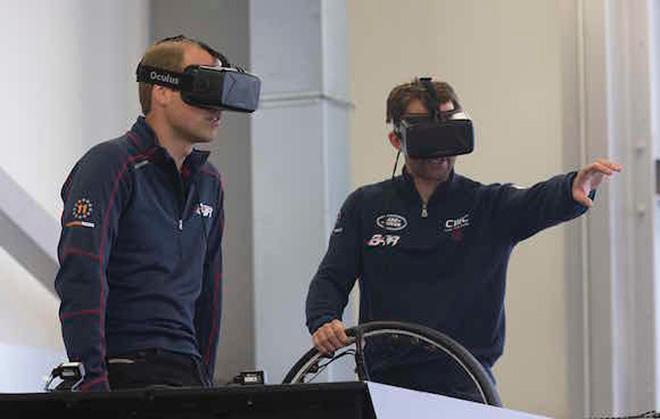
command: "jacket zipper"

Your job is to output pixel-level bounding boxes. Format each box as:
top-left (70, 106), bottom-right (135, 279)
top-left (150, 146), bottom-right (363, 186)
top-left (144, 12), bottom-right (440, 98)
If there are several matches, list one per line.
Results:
top-left (421, 203), bottom-right (428, 218)
top-left (175, 175), bottom-right (185, 259)
top-left (164, 159), bottom-right (186, 260)
top-left (173, 169), bottom-right (186, 231)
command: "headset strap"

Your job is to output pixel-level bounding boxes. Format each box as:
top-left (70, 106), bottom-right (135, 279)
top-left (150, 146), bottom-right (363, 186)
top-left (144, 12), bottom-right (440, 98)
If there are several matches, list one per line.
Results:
top-left (419, 77), bottom-right (441, 121)
top-left (136, 65), bottom-right (193, 90)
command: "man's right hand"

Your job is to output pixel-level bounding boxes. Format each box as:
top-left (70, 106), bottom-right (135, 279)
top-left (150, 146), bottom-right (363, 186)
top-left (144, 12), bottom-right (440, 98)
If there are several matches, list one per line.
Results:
top-left (312, 319), bottom-right (350, 354)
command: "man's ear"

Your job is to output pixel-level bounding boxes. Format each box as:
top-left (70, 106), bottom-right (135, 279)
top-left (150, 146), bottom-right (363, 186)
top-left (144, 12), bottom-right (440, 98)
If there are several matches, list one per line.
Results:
top-left (151, 85), bottom-right (172, 109)
top-left (388, 131), bottom-right (402, 151)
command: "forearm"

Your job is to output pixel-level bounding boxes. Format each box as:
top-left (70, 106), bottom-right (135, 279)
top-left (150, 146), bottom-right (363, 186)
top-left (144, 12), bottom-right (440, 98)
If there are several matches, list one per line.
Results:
top-left (56, 257), bottom-right (109, 391)
top-left (305, 267), bottom-right (356, 334)
top-left (501, 172), bottom-right (592, 242)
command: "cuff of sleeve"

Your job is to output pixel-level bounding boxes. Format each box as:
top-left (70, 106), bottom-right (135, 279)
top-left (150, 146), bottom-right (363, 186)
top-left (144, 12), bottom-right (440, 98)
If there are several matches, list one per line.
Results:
top-left (79, 374), bottom-right (110, 392)
top-left (307, 315), bottom-right (337, 335)
top-left (567, 171), bottom-right (597, 214)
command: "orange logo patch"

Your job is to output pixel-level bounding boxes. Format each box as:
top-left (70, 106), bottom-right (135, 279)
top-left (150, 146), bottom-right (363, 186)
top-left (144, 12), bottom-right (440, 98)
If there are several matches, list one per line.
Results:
top-left (72, 198), bottom-right (93, 220)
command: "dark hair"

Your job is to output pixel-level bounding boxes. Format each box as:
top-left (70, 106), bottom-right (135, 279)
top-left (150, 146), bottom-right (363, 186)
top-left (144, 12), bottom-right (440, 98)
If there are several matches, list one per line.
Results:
top-left (138, 35), bottom-right (230, 115)
top-left (386, 78), bottom-right (462, 124)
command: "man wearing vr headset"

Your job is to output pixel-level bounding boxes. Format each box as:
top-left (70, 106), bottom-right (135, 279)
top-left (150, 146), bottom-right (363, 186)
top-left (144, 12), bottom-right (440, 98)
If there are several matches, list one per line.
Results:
top-left (54, 35), bottom-right (259, 391)
top-left (305, 78), bottom-right (621, 401)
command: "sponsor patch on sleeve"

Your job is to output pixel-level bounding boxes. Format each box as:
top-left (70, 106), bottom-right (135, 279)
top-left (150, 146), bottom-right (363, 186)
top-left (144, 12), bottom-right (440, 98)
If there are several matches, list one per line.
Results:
top-left (332, 211), bottom-right (344, 234)
top-left (66, 198), bottom-right (95, 228)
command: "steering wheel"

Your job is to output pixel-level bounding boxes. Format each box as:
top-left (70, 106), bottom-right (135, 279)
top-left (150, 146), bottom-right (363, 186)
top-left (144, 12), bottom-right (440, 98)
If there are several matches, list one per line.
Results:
top-left (282, 321), bottom-right (502, 406)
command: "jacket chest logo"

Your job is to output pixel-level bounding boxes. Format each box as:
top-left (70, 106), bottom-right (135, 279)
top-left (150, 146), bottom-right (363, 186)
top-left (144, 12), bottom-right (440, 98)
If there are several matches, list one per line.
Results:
top-left (376, 214), bottom-right (408, 231)
top-left (443, 213), bottom-right (470, 232)
top-left (367, 234), bottom-right (400, 247)
top-left (194, 202), bottom-right (214, 218)
top-left (443, 213), bottom-right (470, 242)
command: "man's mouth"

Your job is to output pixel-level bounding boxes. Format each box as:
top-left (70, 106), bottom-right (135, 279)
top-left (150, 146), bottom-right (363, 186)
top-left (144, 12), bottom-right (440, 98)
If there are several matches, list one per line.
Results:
top-left (208, 114), bottom-right (222, 127)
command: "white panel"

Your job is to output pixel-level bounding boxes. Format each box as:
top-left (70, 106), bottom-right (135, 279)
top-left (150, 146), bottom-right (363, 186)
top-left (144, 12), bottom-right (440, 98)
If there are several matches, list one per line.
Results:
top-left (0, 247), bottom-right (61, 348)
top-left (250, 0), bottom-right (323, 94)
top-left (0, 0), bottom-right (149, 391)
top-left (0, 343), bottom-right (65, 393)
top-left (653, 0), bottom-right (660, 409)
top-left (251, 102), bottom-right (327, 382)
top-left (0, 0), bottom-right (149, 219)
top-left (367, 382), bottom-right (550, 419)
top-left (581, 0), bottom-right (657, 415)
top-left (321, 0), bottom-right (349, 99)
top-left (0, 247), bottom-right (65, 392)
top-left (250, 0), bottom-right (351, 384)
top-left (322, 101), bottom-right (350, 236)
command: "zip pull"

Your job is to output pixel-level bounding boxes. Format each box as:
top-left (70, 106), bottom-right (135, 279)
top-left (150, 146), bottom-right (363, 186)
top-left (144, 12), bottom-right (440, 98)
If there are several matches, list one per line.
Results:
top-left (421, 204), bottom-right (428, 218)
top-left (178, 219), bottom-right (183, 231)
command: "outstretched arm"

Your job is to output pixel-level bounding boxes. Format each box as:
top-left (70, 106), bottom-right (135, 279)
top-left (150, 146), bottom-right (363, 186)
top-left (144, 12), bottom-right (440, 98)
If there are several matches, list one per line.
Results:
top-left (490, 158), bottom-right (622, 243)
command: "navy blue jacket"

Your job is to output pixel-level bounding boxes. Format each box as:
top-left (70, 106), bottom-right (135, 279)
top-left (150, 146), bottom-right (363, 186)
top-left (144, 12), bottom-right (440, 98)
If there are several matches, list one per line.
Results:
top-left (55, 117), bottom-right (224, 391)
top-left (306, 169), bottom-right (589, 372)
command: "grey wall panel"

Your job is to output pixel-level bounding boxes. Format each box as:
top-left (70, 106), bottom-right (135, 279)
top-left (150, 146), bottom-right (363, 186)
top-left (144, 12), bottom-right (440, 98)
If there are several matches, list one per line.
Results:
top-left (251, 0), bottom-right (323, 94)
top-left (0, 168), bottom-right (59, 294)
top-left (150, 0), bottom-right (254, 383)
top-left (251, 102), bottom-right (327, 381)
top-left (250, 0), bottom-right (351, 383)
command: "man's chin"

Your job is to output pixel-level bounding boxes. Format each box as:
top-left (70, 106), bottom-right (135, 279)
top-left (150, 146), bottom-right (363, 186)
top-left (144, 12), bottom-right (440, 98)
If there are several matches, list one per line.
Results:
top-left (420, 169), bottom-right (451, 182)
top-left (193, 131), bottom-right (217, 144)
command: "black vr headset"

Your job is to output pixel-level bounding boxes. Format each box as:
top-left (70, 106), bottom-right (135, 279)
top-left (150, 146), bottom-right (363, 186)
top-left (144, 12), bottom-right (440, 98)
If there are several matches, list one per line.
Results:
top-left (136, 64), bottom-right (261, 113)
top-left (394, 77), bottom-right (474, 159)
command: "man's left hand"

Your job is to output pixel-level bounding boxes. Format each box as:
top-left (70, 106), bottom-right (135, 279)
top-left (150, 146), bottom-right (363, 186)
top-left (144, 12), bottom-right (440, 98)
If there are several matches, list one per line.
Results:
top-left (572, 158), bottom-right (622, 207)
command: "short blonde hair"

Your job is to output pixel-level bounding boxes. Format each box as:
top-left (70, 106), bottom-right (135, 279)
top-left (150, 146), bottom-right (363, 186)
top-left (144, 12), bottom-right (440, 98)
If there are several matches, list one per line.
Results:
top-left (137, 35), bottom-right (229, 115)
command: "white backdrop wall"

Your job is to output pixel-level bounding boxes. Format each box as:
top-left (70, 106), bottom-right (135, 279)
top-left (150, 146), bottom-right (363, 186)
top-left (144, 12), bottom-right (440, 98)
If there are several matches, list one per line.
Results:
top-left (0, 0), bottom-right (149, 391)
top-left (1, 4), bottom-right (655, 417)
top-left (348, 1), bottom-right (573, 417)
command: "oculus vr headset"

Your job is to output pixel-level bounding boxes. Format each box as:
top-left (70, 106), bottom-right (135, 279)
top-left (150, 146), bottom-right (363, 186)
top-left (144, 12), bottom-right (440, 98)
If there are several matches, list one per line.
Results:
top-left (136, 64), bottom-right (261, 113)
top-left (394, 77), bottom-right (474, 159)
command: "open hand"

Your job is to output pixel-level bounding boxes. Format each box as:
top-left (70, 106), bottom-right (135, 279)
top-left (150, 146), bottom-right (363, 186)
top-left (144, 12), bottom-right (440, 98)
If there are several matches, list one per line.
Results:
top-left (572, 159), bottom-right (622, 207)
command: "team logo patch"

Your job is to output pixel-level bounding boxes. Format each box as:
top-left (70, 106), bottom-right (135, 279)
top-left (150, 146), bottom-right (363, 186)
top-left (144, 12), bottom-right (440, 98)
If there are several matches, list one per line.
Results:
top-left (66, 198), bottom-right (95, 228)
top-left (367, 234), bottom-right (400, 247)
top-left (443, 214), bottom-right (470, 232)
top-left (376, 214), bottom-right (408, 231)
top-left (72, 198), bottom-right (93, 219)
top-left (443, 214), bottom-right (470, 242)
top-left (195, 203), bottom-right (214, 218)
top-left (443, 213), bottom-right (470, 241)
top-left (65, 220), bottom-right (96, 228)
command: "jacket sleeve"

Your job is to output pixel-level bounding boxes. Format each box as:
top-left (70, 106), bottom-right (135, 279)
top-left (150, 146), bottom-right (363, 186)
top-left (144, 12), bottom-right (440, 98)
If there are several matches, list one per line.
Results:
top-left (491, 171), bottom-right (593, 243)
top-left (54, 144), bottom-right (131, 391)
top-left (305, 189), bottom-right (363, 334)
top-left (194, 177), bottom-right (224, 384)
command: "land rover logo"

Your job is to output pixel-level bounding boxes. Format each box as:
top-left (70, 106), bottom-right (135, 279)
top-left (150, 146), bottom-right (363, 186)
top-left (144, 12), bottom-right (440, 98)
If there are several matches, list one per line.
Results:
top-left (376, 214), bottom-right (408, 231)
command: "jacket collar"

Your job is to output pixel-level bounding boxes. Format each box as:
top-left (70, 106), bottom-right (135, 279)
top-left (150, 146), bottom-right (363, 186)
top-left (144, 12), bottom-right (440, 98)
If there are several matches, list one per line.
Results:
top-left (128, 116), bottom-right (211, 174)
top-left (396, 166), bottom-right (456, 205)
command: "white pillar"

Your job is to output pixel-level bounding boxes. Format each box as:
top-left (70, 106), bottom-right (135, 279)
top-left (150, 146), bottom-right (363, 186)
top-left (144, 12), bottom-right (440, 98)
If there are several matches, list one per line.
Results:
top-left (250, 0), bottom-right (352, 383)
top-left (578, 0), bottom-right (658, 415)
